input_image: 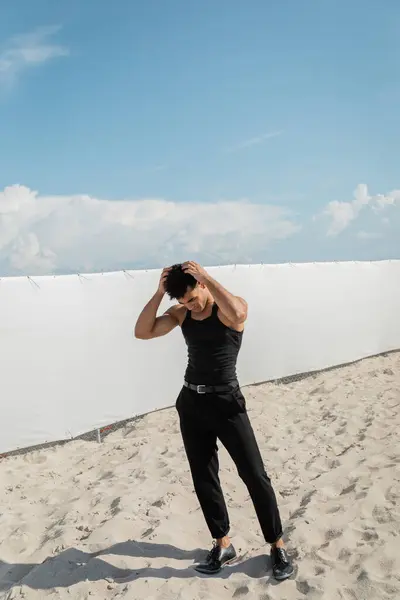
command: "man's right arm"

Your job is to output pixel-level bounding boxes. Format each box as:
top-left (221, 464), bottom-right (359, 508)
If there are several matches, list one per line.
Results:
top-left (134, 292), bottom-right (181, 340)
top-left (134, 267), bottom-right (184, 340)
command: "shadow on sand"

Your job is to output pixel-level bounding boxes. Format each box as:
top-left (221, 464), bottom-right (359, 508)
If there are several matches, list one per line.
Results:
top-left (0, 539), bottom-right (288, 592)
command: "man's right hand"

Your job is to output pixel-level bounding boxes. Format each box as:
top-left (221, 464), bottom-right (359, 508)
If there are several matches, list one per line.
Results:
top-left (157, 267), bottom-right (170, 295)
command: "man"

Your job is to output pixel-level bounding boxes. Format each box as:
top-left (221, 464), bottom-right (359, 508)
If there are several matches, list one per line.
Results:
top-left (134, 261), bottom-right (294, 581)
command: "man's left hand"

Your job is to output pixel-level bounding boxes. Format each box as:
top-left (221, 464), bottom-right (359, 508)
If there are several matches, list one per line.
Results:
top-left (182, 261), bottom-right (209, 284)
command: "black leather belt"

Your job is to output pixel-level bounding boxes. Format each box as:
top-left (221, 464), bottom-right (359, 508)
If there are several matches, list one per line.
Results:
top-left (183, 381), bottom-right (238, 394)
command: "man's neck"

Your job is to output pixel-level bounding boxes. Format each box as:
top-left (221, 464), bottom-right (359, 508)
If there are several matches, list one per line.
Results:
top-left (205, 293), bottom-right (214, 308)
top-left (191, 293), bottom-right (215, 321)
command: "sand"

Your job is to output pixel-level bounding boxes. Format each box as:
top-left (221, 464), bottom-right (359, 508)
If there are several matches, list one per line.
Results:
top-left (1, 352), bottom-right (399, 600)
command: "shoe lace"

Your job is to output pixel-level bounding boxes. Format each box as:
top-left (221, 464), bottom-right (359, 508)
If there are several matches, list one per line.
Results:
top-left (275, 547), bottom-right (289, 564)
top-left (207, 541), bottom-right (220, 562)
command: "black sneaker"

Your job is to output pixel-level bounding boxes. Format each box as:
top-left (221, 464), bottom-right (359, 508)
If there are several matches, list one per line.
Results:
top-left (271, 547), bottom-right (294, 581)
top-left (194, 542), bottom-right (237, 574)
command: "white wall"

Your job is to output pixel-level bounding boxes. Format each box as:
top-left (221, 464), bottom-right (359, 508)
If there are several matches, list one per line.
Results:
top-left (1, 260), bottom-right (399, 454)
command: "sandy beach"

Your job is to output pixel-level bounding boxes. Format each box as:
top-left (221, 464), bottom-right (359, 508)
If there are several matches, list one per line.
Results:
top-left (1, 351), bottom-right (399, 600)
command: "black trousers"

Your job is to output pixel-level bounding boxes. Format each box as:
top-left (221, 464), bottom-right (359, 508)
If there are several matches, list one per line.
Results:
top-left (175, 384), bottom-right (283, 544)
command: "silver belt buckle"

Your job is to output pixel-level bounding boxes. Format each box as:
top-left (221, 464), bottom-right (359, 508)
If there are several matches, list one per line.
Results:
top-left (197, 385), bottom-right (206, 394)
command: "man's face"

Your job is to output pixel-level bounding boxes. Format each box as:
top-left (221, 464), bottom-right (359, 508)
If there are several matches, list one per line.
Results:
top-left (178, 284), bottom-right (207, 312)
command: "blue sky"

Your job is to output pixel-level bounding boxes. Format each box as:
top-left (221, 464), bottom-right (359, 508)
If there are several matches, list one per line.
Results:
top-left (0, 0), bottom-right (399, 275)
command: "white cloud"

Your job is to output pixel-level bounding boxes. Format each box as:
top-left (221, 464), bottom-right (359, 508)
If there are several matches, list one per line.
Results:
top-left (320, 184), bottom-right (400, 236)
top-left (0, 185), bottom-right (300, 276)
top-left (225, 130), bottom-right (283, 152)
top-left (374, 190), bottom-right (400, 209)
top-left (0, 26), bottom-right (68, 89)
top-left (10, 232), bottom-right (56, 272)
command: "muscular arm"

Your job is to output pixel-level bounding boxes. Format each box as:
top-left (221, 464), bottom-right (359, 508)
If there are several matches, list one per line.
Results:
top-left (134, 292), bottom-right (182, 340)
top-left (203, 274), bottom-right (247, 325)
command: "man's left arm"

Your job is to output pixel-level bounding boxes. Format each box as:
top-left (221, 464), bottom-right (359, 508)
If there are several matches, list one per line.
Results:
top-left (182, 261), bottom-right (247, 324)
top-left (205, 275), bottom-right (248, 324)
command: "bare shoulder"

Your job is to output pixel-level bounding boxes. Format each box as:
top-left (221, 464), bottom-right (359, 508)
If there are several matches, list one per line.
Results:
top-left (217, 298), bottom-right (247, 333)
top-left (235, 296), bottom-right (248, 321)
top-left (237, 296), bottom-right (248, 308)
top-left (165, 304), bottom-right (187, 326)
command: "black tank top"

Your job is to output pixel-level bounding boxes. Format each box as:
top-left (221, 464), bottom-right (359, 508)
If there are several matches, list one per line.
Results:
top-left (181, 303), bottom-right (243, 385)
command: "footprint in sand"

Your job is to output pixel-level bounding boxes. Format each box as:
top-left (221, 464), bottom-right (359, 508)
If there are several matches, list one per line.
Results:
top-left (338, 548), bottom-right (351, 561)
top-left (385, 485), bottom-right (399, 504)
top-left (372, 505), bottom-right (394, 524)
top-left (355, 491), bottom-right (368, 500)
top-left (340, 482), bottom-right (357, 495)
top-left (141, 519), bottom-right (160, 539)
top-left (321, 409), bottom-right (337, 422)
top-left (325, 528), bottom-right (342, 542)
top-left (151, 498), bottom-right (165, 508)
top-left (336, 443), bottom-right (355, 457)
top-left (300, 490), bottom-right (317, 507)
top-left (361, 529), bottom-right (379, 542)
top-left (335, 426), bottom-right (346, 436)
top-left (296, 580), bottom-right (312, 595)
top-left (325, 504), bottom-right (341, 515)
top-left (279, 487), bottom-right (299, 498)
top-left (233, 585), bottom-right (250, 597)
top-left (349, 562), bottom-right (361, 575)
top-left (289, 490), bottom-right (317, 520)
top-left (110, 497), bottom-right (121, 516)
top-left (309, 385), bottom-right (326, 396)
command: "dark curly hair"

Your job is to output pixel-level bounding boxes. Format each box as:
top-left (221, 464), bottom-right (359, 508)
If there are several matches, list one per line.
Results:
top-left (165, 264), bottom-right (197, 300)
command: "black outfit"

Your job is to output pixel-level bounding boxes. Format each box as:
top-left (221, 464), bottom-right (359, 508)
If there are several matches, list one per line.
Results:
top-left (175, 303), bottom-right (283, 545)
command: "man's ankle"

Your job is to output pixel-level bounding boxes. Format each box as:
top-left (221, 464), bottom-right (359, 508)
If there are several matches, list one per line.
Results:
top-left (271, 538), bottom-right (285, 550)
top-left (216, 536), bottom-right (231, 549)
